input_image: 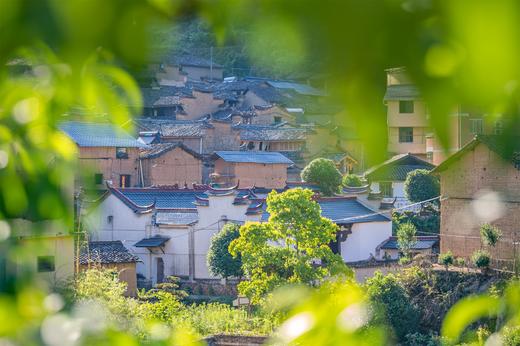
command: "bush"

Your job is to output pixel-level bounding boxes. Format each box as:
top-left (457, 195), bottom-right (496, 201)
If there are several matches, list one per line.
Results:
top-left (472, 250), bottom-right (491, 269)
top-left (365, 272), bottom-right (420, 342)
top-left (480, 223), bottom-right (502, 247)
top-left (455, 257), bottom-right (466, 267)
top-left (301, 158), bottom-right (342, 196)
top-left (501, 326), bottom-right (520, 346)
top-left (343, 174), bottom-right (363, 187)
top-left (404, 169), bottom-right (440, 204)
top-left (392, 211), bottom-right (440, 235)
top-left (207, 223), bottom-right (243, 279)
top-left (438, 251), bottom-right (454, 268)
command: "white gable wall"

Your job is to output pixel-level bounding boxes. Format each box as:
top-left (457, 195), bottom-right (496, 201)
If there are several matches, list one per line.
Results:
top-left (340, 221), bottom-right (392, 262)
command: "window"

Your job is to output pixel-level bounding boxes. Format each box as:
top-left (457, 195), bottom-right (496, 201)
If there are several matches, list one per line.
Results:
top-left (399, 100), bottom-right (414, 113)
top-left (494, 120), bottom-right (503, 135)
top-left (37, 256), bottom-right (55, 272)
top-left (116, 147), bottom-right (128, 159)
top-left (426, 151), bottom-right (433, 161)
top-left (398, 127), bottom-right (414, 143)
top-left (274, 116), bottom-right (282, 124)
top-left (380, 182), bottom-right (393, 197)
top-left (470, 119), bottom-right (483, 135)
top-left (119, 174), bottom-right (131, 188)
top-left (94, 173), bottom-right (103, 185)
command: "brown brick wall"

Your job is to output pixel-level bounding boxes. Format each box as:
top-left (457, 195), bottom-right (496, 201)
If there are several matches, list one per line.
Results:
top-left (141, 147), bottom-right (202, 187)
top-left (78, 147), bottom-right (139, 188)
top-left (214, 159), bottom-right (288, 189)
top-left (439, 143), bottom-right (520, 270)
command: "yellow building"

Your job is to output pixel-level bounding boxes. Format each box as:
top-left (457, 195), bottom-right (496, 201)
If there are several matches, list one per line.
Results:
top-left (2, 219), bottom-right (74, 288)
top-left (384, 67), bottom-right (499, 165)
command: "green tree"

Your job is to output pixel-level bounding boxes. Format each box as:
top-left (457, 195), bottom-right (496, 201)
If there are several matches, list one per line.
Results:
top-left (207, 223), bottom-right (243, 279)
top-left (404, 169), bottom-right (440, 204)
top-left (365, 272), bottom-right (420, 342)
top-left (343, 174), bottom-right (363, 187)
top-left (480, 223), bottom-right (502, 247)
top-left (397, 222), bottom-right (417, 261)
top-left (229, 188), bottom-right (350, 303)
top-left (301, 158), bottom-right (342, 196)
top-left (472, 250), bottom-right (491, 270)
top-left (438, 251), bottom-right (454, 270)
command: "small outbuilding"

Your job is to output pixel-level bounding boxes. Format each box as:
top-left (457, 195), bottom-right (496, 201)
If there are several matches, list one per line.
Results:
top-left (79, 240), bottom-right (140, 296)
top-left (212, 151), bottom-right (294, 189)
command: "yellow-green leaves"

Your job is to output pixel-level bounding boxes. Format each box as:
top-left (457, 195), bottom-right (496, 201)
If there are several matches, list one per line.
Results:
top-left (442, 295), bottom-right (500, 344)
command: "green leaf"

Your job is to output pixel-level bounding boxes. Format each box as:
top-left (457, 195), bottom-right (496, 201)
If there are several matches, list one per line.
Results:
top-left (441, 295), bottom-right (500, 343)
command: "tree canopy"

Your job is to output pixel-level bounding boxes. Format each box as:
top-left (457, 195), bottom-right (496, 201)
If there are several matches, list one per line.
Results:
top-left (301, 158), bottom-right (342, 196)
top-left (207, 223), bottom-right (243, 279)
top-left (396, 222), bottom-right (417, 260)
top-left (229, 188), bottom-right (350, 303)
top-left (404, 169), bottom-right (440, 204)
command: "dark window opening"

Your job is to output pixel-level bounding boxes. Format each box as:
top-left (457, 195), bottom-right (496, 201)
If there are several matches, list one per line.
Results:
top-left (399, 100), bottom-right (414, 113)
top-left (120, 174), bottom-right (131, 188)
top-left (399, 127), bottom-right (414, 143)
top-left (94, 173), bottom-right (103, 185)
top-left (116, 147), bottom-right (129, 159)
top-left (274, 116), bottom-right (282, 124)
top-left (37, 256), bottom-right (55, 272)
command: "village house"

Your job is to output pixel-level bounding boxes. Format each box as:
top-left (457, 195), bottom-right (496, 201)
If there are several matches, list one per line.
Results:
top-left (432, 135), bottom-right (520, 270)
top-left (139, 142), bottom-right (203, 187)
top-left (364, 153), bottom-right (435, 210)
top-left (86, 184), bottom-right (391, 285)
top-left (60, 121), bottom-right (145, 189)
top-left (78, 240), bottom-right (140, 296)
top-left (1, 219), bottom-right (74, 288)
top-left (384, 67), bottom-right (500, 164)
top-left (146, 55), bottom-right (224, 85)
top-left (375, 236), bottom-right (439, 260)
top-left (212, 151), bottom-right (294, 189)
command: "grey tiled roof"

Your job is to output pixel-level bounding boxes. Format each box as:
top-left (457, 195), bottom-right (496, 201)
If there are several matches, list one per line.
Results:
top-left (262, 197), bottom-right (389, 224)
top-left (379, 236), bottom-right (439, 250)
top-left (365, 154), bottom-right (435, 181)
top-left (155, 211), bottom-right (199, 225)
top-left (134, 235), bottom-right (170, 247)
top-left (384, 84), bottom-right (421, 101)
top-left (118, 188), bottom-right (201, 209)
top-left (140, 142), bottom-right (202, 160)
top-left (135, 119), bottom-right (212, 138)
top-left (59, 121), bottom-right (145, 148)
top-left (238, 125), bottom-right (307, 141)
top-left (214, 151), bottom-right (294, 165)
top-left (141, 86), bottom-right (193, 108)
top-left (79, 241), bottom-right (139, 265)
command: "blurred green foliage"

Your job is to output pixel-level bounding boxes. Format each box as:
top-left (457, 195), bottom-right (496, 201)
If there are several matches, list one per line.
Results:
top-left (0, 0), bottom-right (520, 345)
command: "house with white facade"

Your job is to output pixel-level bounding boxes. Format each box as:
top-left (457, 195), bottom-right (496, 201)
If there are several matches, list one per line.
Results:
top-left (86, 184), bottom-right (392, 286)
top-left (364, 153), bottom-right (435, 210)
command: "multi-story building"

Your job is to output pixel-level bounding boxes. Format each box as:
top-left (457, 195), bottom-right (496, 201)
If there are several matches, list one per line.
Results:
top-left (384, 67), bottom-right (498, 165)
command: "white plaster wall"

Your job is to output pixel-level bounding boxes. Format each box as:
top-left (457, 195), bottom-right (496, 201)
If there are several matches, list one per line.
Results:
top-left (392, 182), bottom-right (405, 198)
top-left (340, 221), bottom-right (392, 262)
